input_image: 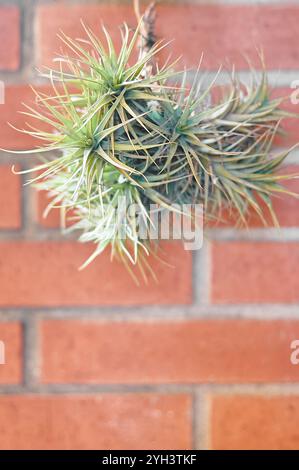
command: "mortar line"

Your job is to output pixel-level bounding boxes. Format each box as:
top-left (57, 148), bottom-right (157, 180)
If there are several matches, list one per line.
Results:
top-left (193, 389), bottom-right (211, 450)
top-left (2, 303), bottom-right (299, 320)
top-left (1, 382), bottom-right (299, 395)
top-left (193, 240), bottom-right (211, 306)
top-left (3, 227), bottom-right (299, 241)
top-left (22, 313), bottom-right (40, 388)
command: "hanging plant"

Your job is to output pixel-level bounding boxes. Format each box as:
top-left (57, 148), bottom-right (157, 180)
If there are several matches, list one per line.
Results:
top-left (5, 0), bottom-right (299, 278)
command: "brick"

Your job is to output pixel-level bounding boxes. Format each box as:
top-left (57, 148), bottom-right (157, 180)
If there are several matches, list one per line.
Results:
top-left (0, 394), bottom-right (191, 450)
top-left (41, 319), bottom-right (299, 384)
top-left (36, 4), bottom-right (135, 69)
top-left (37, 4), bottom-right (299, 70)
top-left (0, 241), bottom-right (191, 306)
top-left (0, 6), bottom-right (20, 70)
top-left (0, 85), bottom-right (51, 150)
top-left (212, 242), bottom-right (299, 304)
top-left (211, 395), bottom-right (299, 450)
top-left (0, 322), bottom-right (22, 384)
top-left (0, 165), bottom-right (21, 229)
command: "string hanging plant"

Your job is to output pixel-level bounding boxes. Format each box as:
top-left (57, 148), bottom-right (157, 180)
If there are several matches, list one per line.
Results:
top-left (5, 0), bottom-right (299, 278)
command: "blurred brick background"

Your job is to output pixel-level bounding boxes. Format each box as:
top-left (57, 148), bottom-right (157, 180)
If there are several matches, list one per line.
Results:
top-left (1, 0), bottom-right (299, 450)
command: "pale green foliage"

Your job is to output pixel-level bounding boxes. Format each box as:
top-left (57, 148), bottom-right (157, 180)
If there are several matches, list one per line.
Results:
top-left (9, 23), bottom-right (299, 271)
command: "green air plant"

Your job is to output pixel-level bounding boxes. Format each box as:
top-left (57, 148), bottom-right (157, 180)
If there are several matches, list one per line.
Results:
top-left (6, 4), bottom-right (299, 277)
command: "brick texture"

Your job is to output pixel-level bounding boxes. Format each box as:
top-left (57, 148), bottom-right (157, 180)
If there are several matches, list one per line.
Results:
top-left (0, 394), bottom-right (191, 450)
top-left (0, 85), bottom-right (51, 150)
top-left (1, 0), bottom-right (299, 451)
top-left (0, 322), bottom-right (22, 384)
top-left (0, 165), bottom-right (21, 229)
top-left (37, 4), bottom-right (299, 70)
top-left (0, 241), bottom-right (192, 306)
top-left (211, 395), bottom-right (299, 450)
top-left (212, 242), bottom-right (299, 304)
top-left (0, 6), bottom-right (20, 71)
top-left (41, 319), bottom-right (299, 384)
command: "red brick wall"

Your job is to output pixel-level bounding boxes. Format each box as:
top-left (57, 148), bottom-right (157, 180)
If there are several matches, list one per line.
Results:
top-left (0, 0), bottom-right (299, 450)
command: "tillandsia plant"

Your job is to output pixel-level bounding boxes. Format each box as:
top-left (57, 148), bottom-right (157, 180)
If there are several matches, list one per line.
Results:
top-left (5, 0), bottom-right (299, 278)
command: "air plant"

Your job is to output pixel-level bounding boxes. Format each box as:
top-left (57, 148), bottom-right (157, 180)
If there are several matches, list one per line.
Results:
top-left (6, 1), bottom-right (298, 277)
